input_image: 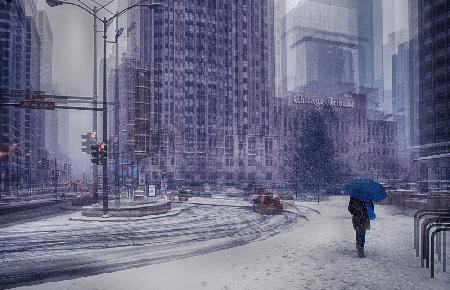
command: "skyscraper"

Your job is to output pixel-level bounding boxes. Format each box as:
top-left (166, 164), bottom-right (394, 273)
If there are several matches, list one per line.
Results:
top-left (123, 0), bottom-right (275, 189)
top-left (0, 0), bottom-right (27, 191)
top-left (383, 29), bottom-right (408, 114)
top-left (410, 0), bottom-right (450, 191)
top-left (37, 9), bottom-right (58, 160)
top-left (0, 0), bottom-right (48, 191)
top-left (278, 0), bottom-right (381, 116)
top-left (392, 40), bottom-right (411, 173)
top-left (274, 0), bottom-right (286, 98)
top-left (24, 0), bottom-right (43, 188)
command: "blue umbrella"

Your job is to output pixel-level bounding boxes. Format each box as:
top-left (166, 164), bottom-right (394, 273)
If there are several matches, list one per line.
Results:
top-left (343, 179), bottom-right (387, 202)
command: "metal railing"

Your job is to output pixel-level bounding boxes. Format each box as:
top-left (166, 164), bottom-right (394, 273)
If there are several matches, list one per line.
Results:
top-left (421, 218), bottom-right (450, 268)
top-left (415, 209), bottom-right (450, 278)
top-left (414, 209), bottom-right (450, 257)
top-left (430, 226), bottom-right (450, 278)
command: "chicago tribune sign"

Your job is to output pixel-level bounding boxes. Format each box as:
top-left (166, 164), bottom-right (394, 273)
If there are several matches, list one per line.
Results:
top-left (293, 94), bottom-right (355, 108)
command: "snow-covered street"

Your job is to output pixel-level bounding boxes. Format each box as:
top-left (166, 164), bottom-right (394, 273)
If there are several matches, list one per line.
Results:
top-left (6, 196), bottom-right (448, 290)
top-left (0, 200), bottom-right (300, 288)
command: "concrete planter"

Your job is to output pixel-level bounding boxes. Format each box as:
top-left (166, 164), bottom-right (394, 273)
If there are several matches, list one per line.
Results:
top-left (82, 200), bottom-right (172, 217)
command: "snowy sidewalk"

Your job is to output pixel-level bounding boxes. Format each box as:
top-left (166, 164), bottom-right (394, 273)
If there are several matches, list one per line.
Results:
top-left (15, 196), bottom-right (449, 290)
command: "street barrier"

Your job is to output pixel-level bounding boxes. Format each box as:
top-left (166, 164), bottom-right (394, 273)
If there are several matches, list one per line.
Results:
top-left (420, 216), bottom-right (450, 267)
top-left (430, 226), bottom-right (450, 278)
top-left (414, 209), bottom-right (450, 257)
top-left (423, 219), bottom-right (450, 268)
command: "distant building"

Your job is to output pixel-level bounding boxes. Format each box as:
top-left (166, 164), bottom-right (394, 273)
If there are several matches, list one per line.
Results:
top-left (410, 0), bottom-right (450, 191)
top-left (383, 29), bottom-right (408, 115)
top-left (276, 92), bottom-right (397, 185)
top-left (278, 0), bottom-right (382, 118)
top-left (0, 0), bottom-right (49, 191)
top-left (24, 0), bottom-right (44, 188)
top-left (0, 0), bottom-right (27, 192)
top-left (372, 0), bottom-right (384, 115)
top-left (37, 10), bottom-right (59, 162)
top-left (392, 40), bottom-right (411, 176)
top-left (274, 0), bottom-right (286, 98)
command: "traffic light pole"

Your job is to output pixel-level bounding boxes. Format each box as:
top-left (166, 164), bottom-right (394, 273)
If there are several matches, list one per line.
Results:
top-left (54, 158), bottom-right (58, 197)
top-left (114, 17), bottom-right (120, 204)
top-left (92, 6), bottom-right (99, 203)
top-left (102, 18), bottom-right (108, 216)
top-left (46, 0), bottom-right (162, 217)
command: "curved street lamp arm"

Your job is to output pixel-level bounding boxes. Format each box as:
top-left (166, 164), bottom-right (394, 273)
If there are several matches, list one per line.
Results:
top-left (107, 1), bottom-right (162, 23)
top-left (50, 1), bottom-right (103, 22)
top-left (76, 0), bottom-right (92, 10)
top-left (90, 0), bottom-right (115, 15)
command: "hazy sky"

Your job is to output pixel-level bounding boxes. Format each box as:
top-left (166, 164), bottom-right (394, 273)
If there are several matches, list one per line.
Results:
top-left (37, 0), bottom-right (119, 173)
top-left (38, 0), bottom-right (409, 175)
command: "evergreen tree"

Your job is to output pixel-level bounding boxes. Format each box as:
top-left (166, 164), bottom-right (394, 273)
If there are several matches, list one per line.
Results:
top-left (290, 106), bottom-right (348, 195)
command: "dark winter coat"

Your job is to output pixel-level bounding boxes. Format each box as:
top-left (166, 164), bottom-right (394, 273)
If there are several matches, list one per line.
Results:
top-left (348, 197), bottom-right (372, 231)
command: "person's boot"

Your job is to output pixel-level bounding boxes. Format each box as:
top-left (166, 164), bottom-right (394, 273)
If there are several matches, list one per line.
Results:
top-left (358, 246), bottom-right (366, 258)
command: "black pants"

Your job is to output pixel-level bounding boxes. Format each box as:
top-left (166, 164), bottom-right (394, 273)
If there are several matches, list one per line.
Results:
top-left (356, 228), bottom-right (366, 249)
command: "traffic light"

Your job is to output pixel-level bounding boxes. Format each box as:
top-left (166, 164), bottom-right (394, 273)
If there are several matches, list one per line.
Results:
top-left (45, 159), bottom-right (49, 168)
top-left (90, 144), bottom-right (100, 164)
top-left (99, 143), bottom-right (107, 163)
top-left (67, 164), bottom-right (72, 174)
top-left (81, 131), bottom-right (97, 153)
top-left (64, 162), bottom-right (68, 171)
top-left (51, 168), bottom-right (55, 177)
top-left (81, 134), bottom-right (90, 153)
top-left (56, 170), bottom-right (60, 178)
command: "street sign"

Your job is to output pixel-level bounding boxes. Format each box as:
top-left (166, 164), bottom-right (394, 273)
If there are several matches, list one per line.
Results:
top-left (148, 184), bottom-right (156, 197)
top-left (52, 96), bottom-right (68, 104)
top-left (139, 173), bottom-right (145, 186)
top-left (9, 90), bottom-right (27, 98)
top-left (30, 91), bottom-right (46, 100)
top-left (20, 100), bottom-right (55, 110)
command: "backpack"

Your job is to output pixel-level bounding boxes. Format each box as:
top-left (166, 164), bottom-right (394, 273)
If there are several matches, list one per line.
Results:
top-left (366, 203), bottom-right (376, 220)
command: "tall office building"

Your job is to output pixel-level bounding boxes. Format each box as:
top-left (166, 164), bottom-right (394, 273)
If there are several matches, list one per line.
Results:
top-left (372, 0), bottom-right (384, 114)
top-left (0, 0), bottom-right (48, 191)
top-left (383, 29), bottom-right (408, 115)
top-left (408, 0), bottom-right (420, 148)
top-left (392, 40), bottom-right (411, 173)
top-left (410, 0), bottom-right (450, 191)
top-left (274, 0), bottom-right (286, 98)
top-left (122, 0), bottom-right (275, 189)
top-left (24, 0), bottom-right (44, 188)
top-left (278, 0), bottom-right (381, 117)
top-left (37, 10), bottom-right (58, 160)
top-left (0, 0), bottom-right (27, 191)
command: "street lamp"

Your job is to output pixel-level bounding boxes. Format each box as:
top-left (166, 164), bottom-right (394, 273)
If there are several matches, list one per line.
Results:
top-left (46, 0), bottom-right (162, 216)
top-left (106, 19), bottom-right (125, 205)
top-left (25, 150), bottom-right (32, 195)
top-left (46, 0), bottom-right (115, 203)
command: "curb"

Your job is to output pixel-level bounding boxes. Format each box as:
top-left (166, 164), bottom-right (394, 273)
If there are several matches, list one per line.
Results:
top-left (68, 205), bottom-right (194, 222)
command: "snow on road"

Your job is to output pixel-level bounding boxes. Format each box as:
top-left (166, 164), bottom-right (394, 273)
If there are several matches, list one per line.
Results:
top-left (1, 201), bottom-right (299, 288)
top-left (12, 196), bottom-right (450, 290)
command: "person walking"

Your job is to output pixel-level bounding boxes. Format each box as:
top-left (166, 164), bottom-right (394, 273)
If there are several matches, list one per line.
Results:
top-left (348, 196), bottom-right (374, 258)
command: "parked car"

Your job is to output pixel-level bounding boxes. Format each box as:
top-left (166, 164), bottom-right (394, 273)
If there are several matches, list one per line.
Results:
top-left (252, 194), bottom-right (283, 215)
